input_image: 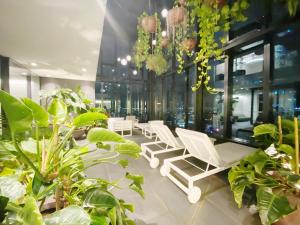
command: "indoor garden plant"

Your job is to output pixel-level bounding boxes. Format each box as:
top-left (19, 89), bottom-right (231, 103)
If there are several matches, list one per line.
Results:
top-left (229, 117), bottom-right (300, 225)
top-left (0, 90), bottom-right (143, 225)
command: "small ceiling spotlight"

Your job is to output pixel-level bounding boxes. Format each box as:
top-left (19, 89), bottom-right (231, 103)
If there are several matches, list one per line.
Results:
top-left (117, 84), bottom-right (121, 87)
top-left (81, 68), bottom-right (87, 72)
top-left (133, 70), bottom-right (138, 75)
top-left (112, 69), bottom-right (115, 72)
top-left (120, 58), bottom-right (127, 66)
top-left (21, 72), bottom-right (28, 75)
top-left (162, 30), bottom-right (167, 37)
top-left (126, 55), bottom-right (132, 61)
top-left (122, 73), bottom-right (126, 77)
top-left (161, 9), bottom-right (168, 18)
top-left (31, 62), bottom-right (37, 67)
top-left (152, 39), bottom-right (157, 46)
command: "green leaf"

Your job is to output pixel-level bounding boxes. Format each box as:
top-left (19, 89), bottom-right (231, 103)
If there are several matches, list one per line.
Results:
top-left (108, 207), bottom-right (117, 225)
top-left (277, 144), bottom-right (294, 156)
top-left (0, 196), bottom-right (9, 222)
top-left (253, 124), bottom-right (278, 138)
top-left (256, 187), bottom-right (294, 225)
top-left (32, 174), bottom-right (43, 196)
top-left (47, 99), bottom-right (67, 121)
top-left (44, 205), bottom-right (91, 225)
top-left (118, 159), bottom-right (129, 168)
top-left (87, 128), bottom-right (125, 143)
top-left (20, 138), bottom-right (37, 154)
top-left (22, 98), bottom-right (49, 127)
top-left (114, 140), bottom-right (141, 158)
top-left (126, 173), bottom-right (144, 198)
top-left (73, 112), bottom-right (108, 128)
top-left (0, 90), bottom-right (33, 134)
top-left (0, 176), bottom-right (25, 201)
top-left (83, 188), bottom-right (118, 208)
top-left (90, 215), bottom-right (109, 225)
top-left (22, 196), bottom-right (45, 225)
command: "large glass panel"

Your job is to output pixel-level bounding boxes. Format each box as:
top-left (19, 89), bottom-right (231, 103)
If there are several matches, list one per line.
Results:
top-left (203, 61), bottom-right (225, 137)
top-left (187, 66), bottom-right (196, 129)
top-left (175, 72), bottom-right (186, 128)
top-left (163, 75), bottom-right (175, 127)
top-left (231, 45), bottom-right (264, 143)
top-left (272, 23), bottom-right (300, 119)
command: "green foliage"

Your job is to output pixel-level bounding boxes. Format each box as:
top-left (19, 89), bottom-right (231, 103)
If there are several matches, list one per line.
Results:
top-left (145, 54), bottom-right (168, 75)
top-left (0, 90), bottom-right (143, 224)
top-left (286, 0), bottom-right (299, 16)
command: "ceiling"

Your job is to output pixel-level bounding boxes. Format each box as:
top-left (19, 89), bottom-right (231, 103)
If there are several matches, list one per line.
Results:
top-left (0, 0), bottom-right (107, 81)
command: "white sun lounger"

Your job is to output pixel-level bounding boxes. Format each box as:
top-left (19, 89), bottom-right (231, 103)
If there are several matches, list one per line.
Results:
top-left (160, 128), bottom-right (256, 203)
top-left (144, 120), bottom-right (164, 139)
top-left (141, 124), bottom-right (184, 168)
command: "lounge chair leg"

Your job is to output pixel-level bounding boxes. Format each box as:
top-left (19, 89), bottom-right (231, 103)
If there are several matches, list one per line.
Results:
top-left (149, 157), bottom-right (159, 168)
top-left (160, 164), bottom-right (170, 176)
top-left (188, 186), bottom-right (201, 204)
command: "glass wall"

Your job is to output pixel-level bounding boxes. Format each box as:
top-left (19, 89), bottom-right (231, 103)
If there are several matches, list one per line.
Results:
top-left (231, 43), bottom-right (264, 142)
top-left (272, 22), bottom-right (300, 119)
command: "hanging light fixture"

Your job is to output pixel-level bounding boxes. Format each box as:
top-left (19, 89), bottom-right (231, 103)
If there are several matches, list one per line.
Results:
top-left (161, 9), bottom-right (168, 18)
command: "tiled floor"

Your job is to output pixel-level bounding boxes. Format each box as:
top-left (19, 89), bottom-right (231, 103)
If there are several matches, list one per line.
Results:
top-left (84, 131), bottom-right (261, 225)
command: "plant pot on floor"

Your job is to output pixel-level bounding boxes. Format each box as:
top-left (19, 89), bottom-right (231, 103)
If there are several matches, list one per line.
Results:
top-left (167, 7), bottom-right (185, 27)
top-left (181, 38), bottom-right (196, 51)
top-left (141, 15), bottom-right (157, 33)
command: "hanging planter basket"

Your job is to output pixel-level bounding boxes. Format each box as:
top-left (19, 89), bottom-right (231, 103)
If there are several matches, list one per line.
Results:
top-left (141, 15), bottom-right (157, 33)
top-left (167, 7), bottom-right (185, 27)
top-left (146, 54), bottom-right (168, 75)
top-left (178, 0), bottom-right (186, 6)
top-left (181, 38), bottom-right (196, 51)
top-left (162, 38), bottom-right (170, 48)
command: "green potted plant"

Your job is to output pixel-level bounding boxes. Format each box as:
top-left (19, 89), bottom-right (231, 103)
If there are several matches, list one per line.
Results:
top-left (0, 90), bottom-right (143, 224)
top-left (146, 54), bottom-right (168, 76)
top-left (228, 117), bottom-right (300, 225)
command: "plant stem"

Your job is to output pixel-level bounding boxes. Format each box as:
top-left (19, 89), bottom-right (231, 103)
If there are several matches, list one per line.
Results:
top-left (55, 185), bottom-right (61, 210)
top-left (278, 115), bottom-right (282, 145)
top-left (35, 126), bottom-right (41, 169)
top-left (294, 117), bottom-right (299, 174)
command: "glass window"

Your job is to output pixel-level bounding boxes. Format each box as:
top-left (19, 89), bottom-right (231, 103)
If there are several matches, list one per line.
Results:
top-left (187, 66), bottom-right (196, 129)
top-left (203, 61), bottom-right (225, 137)
top-left (272, 23), bottom-right (300, 119)
top-left (231, 45), bottom-right (264, 143)
top-left (175, 72), bottom-right (186, 128)
top-left (163, 75), bottom-right (175, 127)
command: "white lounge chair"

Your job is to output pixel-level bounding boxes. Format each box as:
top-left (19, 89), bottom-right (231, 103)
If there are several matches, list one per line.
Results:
top-left (160, 128), bottom-right (256, 204)
top-left (108, 118), bottom-right (133, 136)
top-left (141, 124), bottom-right (184, 168)
top-left (144, 120), bottom-right (164, 139)
top-left (135, 123), bottom-right (148, 134)
top-left (126, 116), bottom-right (139, 128)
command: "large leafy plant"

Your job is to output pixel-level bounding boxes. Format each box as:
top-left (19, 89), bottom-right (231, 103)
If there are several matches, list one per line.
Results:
top-left (228, 118), bottom-right (300, 225)
top-left (0, 90), bottom-right (143, 225)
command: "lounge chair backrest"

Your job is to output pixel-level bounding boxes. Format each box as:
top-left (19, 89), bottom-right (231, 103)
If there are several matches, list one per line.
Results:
top-left (175, 128), bottom-right (222, 166)
top-left (126, 116), bottom-right (136, 121)
top-left (151, 125), bottom-right (181, 147)
top-left (149, 120), bottom-right (164, 125)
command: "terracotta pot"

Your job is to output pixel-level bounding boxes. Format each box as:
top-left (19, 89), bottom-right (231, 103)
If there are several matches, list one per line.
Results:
top-left (167, 7), bottom-right (185, 27)
top-left (162, 38), bottom-right (170, 48)
top-left (141, 16), bottom-right (157, 33)
top-left (181, 38), bottom-right (196, 51)
top-left (274, 209), bottom-right (300, 225)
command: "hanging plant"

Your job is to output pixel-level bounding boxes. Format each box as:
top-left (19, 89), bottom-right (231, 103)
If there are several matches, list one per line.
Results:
top-left (167, 6), bottom-right (186, 27)
top-left (181, 38), bottom-right (197, 52)
top-left (146, 54), bottom-right (168, 75)
top-left (141, 15), bottom-right (157, 33)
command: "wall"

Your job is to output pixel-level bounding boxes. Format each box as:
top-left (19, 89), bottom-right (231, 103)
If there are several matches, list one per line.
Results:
top-left (9, 73), bottom-right (27, 98)
top-left (40, 77), bottom-right (95, 101)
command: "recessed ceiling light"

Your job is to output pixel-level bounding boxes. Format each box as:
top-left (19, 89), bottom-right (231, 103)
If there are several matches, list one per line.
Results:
top-left (81, 68), bottom-right (87, 72)
top-left (122, 73), bottom-right (126, 76)
top-left (21, 72), bottom-right (28, 75)
top-left (31, 62), bottom-right (37, 67)
top-left (133, 70), bottom-right (138, 75)
top-left (126, 55), bottom-right (132, 61)
top-left (117, 84), bottom-right (120, 87)
top-left (162, 31), bottom-right (167, 37)
top-left (117, 57), bottom-right (121, 62)
top-left (112, 69), bottom-right (115, 72)
top-left (161, 9), bottom-right (168, 18)
top-left (121, 58), bottom-right (127, 66)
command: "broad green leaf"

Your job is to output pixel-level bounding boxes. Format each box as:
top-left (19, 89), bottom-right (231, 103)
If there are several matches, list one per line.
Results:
top-left (114, 140), bottom-right (141, 158)
top-left (277, 144), bottom-right (294, 156)
top-left (20, 138), bottom-right (37, 154)
top-left (244, 151), bottom-right (268, 174)
top-left (22, 98), bottom-right (49, 127)
top-left (0, 196), bottom-right (9, 222)
top-left (118, 159), bottom-right (128, 168)
top-left (0, 176), bottom-right (25, 201)
top-left (90, 215), bottom-right (109, 225)
top-left (253, 124), bottom-right (277, 138)
top-left (32, 174), bottom-right (43, 196)
top-left (22, 196), bottom-right (45, 225)
top-left (47, 99), bottom-right (67, 121)
top-left (108, 207), bottom-right (117, 225)
top-left (73, 112), bottom-right (108, 128)
top-left (83, 188), bottom-right (118, 208)
top-left (0, 90), bottom-right (33, 134)
top-left (44, 205), bottom-right (90, 225)
top-left (87, 128), bottom-right (125, 143)
top-left (257, 187), bottom-right (294, 225)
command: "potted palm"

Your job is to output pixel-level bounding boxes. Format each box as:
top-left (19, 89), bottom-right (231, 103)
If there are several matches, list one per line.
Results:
top-left (0, 90), bottom-right (143, 224)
